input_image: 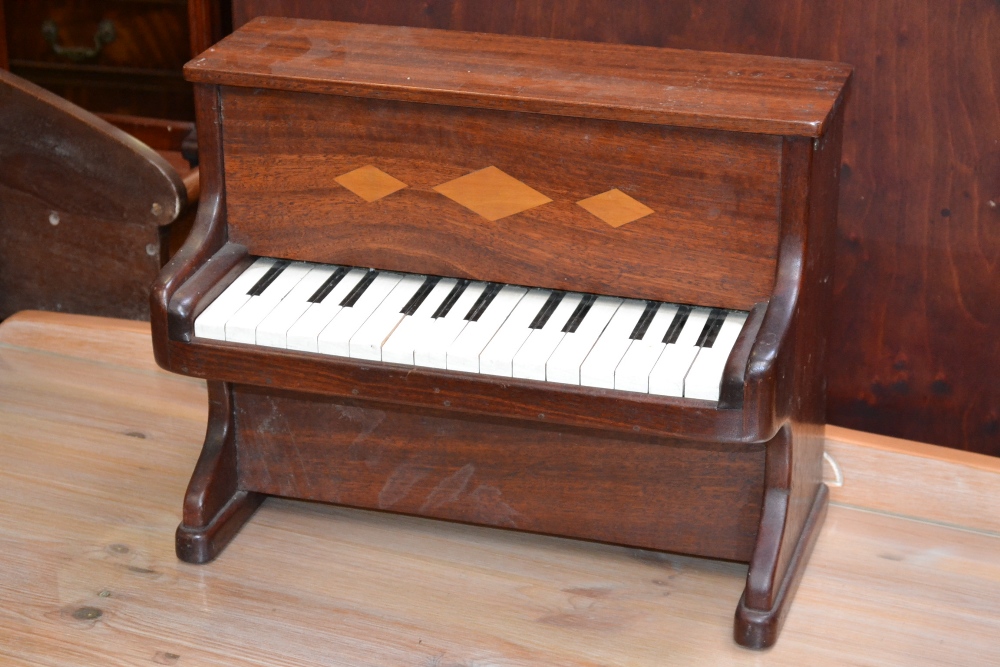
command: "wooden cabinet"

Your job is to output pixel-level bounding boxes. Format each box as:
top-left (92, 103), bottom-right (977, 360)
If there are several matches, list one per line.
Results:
top-left (3, 0), bottom-right (194, 120)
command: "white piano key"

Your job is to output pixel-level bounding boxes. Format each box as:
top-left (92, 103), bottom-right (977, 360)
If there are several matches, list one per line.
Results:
top-left (580, 299), bottom-right (648, 389)
top-left (381, 277), bottom-right (458, 365)
top-left (286, 267), bottom-right (368, 353)
top-left (349, 275), bottom-right (426, 360)
top-left (413, 281), bottom-right (487, 369)
top-left (447, 285), bottom-right (528, 373)
top-left (194, 257), bottom-right (276, 340)
top-left (648, 307), bottom-right (712, 397)
top-left (684, 311), bottom-right (749, 401)
top-left (479, 289), bottom-right (551, 377)
top-left (225, 262), bottom-right (313, 344)
top-left (512, 292), bottom-right (583, 381)
top-left (546, 296), bottom-right (622, 385)
top-left (256, 265), bottom-right (340, 348)
top-left (197, 255), bottom-right (753, 401)
top-left (317, 272), bottom-right (404, 357)
top-left (614, 303), bottom-right (680, 393)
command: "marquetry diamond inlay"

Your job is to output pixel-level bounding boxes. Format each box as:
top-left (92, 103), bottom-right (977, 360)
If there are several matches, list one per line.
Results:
top-left (433, 166), bottom-right (552, 221)
top-left (335, 165), bottom-right (407, 202)
top-left (576, 189), bottom-right (654, 228)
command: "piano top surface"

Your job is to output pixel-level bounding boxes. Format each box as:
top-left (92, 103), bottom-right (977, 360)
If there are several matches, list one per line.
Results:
top-left (185, 16), bottom-right (852, 138)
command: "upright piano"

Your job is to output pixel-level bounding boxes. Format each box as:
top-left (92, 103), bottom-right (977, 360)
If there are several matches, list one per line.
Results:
top-left (151, 17), bottom-right (851, 648)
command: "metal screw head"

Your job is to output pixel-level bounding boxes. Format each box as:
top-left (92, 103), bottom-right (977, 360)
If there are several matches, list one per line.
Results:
top-left (145, 243), bottom-right (158, 256)
top-left (150, 202), bottom-right (163, 216)
top-left (48, 211), bottom-right (60, 226)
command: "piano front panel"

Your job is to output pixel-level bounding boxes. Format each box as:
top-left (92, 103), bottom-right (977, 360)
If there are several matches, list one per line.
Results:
top-left (220, 86), bottom-right (783, 312)
top-left (232, 385), bottom-right (767, 562)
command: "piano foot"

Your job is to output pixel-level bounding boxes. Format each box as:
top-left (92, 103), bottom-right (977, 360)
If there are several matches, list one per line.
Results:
top-left (175, 381), bottom-right (264, 563)
top-left (176, 490), bottom-right (264, 564)
top-left (734, 482), bottom-right (829, 649)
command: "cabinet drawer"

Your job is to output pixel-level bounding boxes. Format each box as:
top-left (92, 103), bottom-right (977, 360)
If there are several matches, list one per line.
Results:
top-left (5, 0), bottom-right (189, 70)
top-left (4, 0), bottom-right (194, 119)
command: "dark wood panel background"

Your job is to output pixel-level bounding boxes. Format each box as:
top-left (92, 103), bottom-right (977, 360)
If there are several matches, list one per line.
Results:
top-left (0, 2), bottom-right (7, 70)
top-left (222, 0), bottom-right (1000, 455)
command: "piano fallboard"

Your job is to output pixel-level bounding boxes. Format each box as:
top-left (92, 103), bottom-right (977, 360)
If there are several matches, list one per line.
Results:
top-left (218, 85), bottom-right (782, 311)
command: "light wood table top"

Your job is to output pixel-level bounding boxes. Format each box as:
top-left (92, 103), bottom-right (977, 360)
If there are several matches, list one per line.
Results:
top-left (1, 311), bottom-right (998, 666)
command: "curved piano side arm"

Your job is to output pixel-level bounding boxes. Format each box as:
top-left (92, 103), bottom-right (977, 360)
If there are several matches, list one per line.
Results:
top-left (732, 132), bottom-right (840, 641)
top-left (151, 84), bottom-right (236, 366)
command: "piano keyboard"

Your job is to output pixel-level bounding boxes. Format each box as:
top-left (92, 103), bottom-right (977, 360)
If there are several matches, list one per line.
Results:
top-left (194, 257), bottom-right (749, 401)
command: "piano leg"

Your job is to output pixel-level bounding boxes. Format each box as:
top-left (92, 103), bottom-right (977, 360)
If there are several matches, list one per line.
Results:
top-left (175, 381), bottom-right (265, 563)
top-left (734, 423), bottom-right (828, 648)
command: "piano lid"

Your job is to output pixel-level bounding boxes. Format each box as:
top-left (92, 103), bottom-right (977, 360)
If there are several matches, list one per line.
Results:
top-left (184, 17), bottom-right (852, 138)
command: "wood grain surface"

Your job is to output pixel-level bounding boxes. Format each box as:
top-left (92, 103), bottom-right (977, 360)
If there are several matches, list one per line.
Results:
top-left (233, 386), bottom-right (766, 561)
top-left (1, 311), bottom-right (999, 665)
top-left (188, 17), bottom-right (850, 137)
top-left (226, 0), bottom-right (1000, 456)
top-left (220, 86), bottom-right (783, 310)
top-left (0, 5), bottom-right (8, 71)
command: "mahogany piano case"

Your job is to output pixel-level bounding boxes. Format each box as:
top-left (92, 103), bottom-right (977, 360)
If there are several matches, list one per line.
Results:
top-left (151, 17), bottom-right (851, 648)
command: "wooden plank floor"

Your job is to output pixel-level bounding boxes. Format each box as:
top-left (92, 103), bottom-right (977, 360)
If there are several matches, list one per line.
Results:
top-left (1, 311), bottom-right (998, 666)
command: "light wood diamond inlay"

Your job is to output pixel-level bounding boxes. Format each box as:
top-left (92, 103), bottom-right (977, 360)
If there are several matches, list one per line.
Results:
top-left (433, 166), bottom-right (552, 221)
top-left (577, 189), bottom-right (654, 228)
top-left (335, 165), bottom-right (407, 202)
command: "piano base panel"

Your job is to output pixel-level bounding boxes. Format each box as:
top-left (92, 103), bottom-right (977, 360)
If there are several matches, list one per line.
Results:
top-left (228, 383), bottom-right (767, 561)
top-left (734, 483), bottom-right (829, 649)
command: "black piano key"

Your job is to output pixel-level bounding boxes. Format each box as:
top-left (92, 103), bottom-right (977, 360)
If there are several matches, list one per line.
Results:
top-left (696, 308), bottom-right (728, 348)
top-left (464, 282), bottom-right (503, 322)
top-left (339, 269), bottom-right (379, 307)
top-left (432, 279), bottom-right (470, 318)
top-left (307, 266), bottom-right (348, 303)
top-left (529, 290), bottom-right (565, 329)
top-left (247, 259), bottom-right (290, 296)
top-left (562, 293), bottom-right (597, 333)
top-left (629, 301), bottom-right (660, 340)
top-left (400, 276), bottom-right (440, 316)
top-left (662, 305), bottom-right (692, 344)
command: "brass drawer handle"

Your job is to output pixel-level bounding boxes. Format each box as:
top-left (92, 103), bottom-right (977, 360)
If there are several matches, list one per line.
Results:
top-left (41, 19), bottom-right (116, 62)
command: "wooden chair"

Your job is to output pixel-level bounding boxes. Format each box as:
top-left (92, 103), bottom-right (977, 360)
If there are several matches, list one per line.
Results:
top-left (0, 69), bottom-right (196, 320)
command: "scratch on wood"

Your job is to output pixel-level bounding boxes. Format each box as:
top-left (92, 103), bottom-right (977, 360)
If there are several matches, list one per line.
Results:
top-left (337, 405), bottom-right (387, 464)
top-left (468, 485), bottom-right (521, 528)
top-left (336, 405), bottom-right (387, 442)
top-left (259, 397), bottom-right (317, 496)
top-left (378, 463), bottom-right (429, 509)
top-left (420, 464), bottom-right (475, 513)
